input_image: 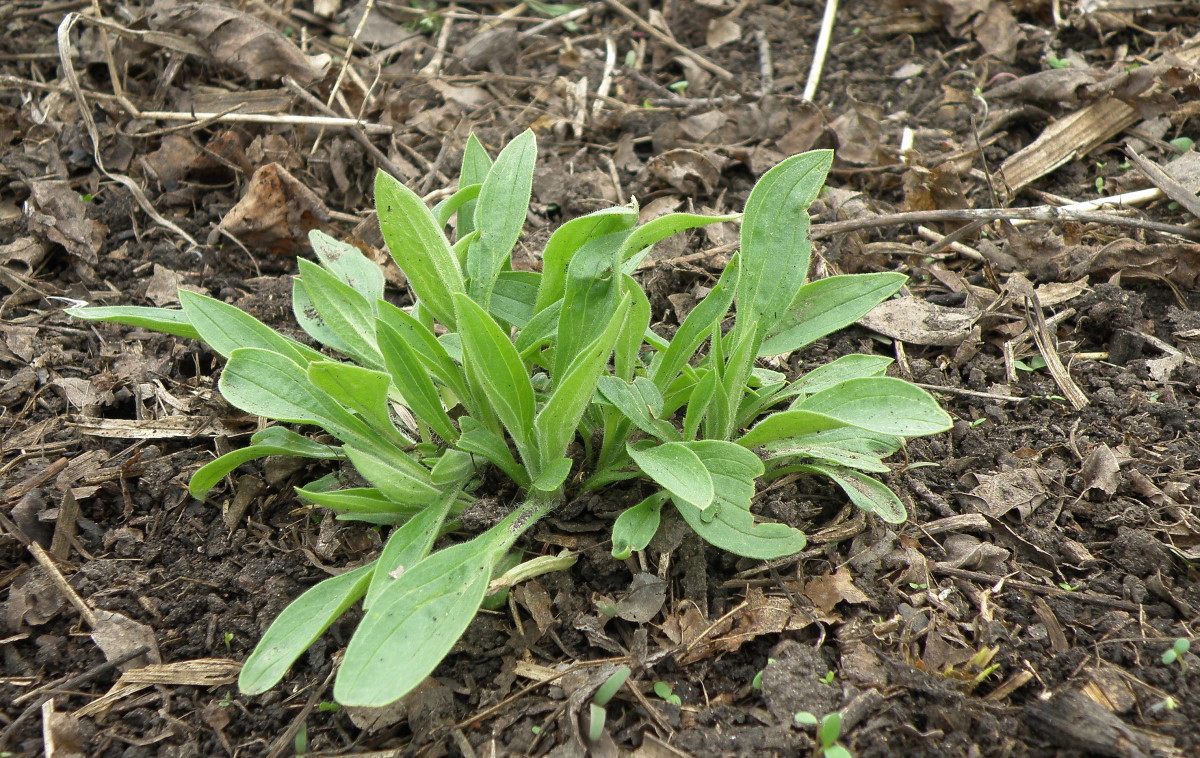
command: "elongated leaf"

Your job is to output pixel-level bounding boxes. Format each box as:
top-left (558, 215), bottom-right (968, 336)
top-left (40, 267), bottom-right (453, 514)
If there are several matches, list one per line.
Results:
top-left (293, 276), bottom-right (355, 357)
top-left (788, 462), bottom-right (907, 523)
top-left (736, 409), bottom-right (851, 449)
top-left (307, 360), bottom-right (407, 444)
top-left (767, 445), bottom-right (890, 473)
top-left (709, 322), bottom-right (761, 442)
top-left (376, 320), bottom-right (459, 443)
top-left (309, 230), bottom-right (385, 311)
top-left (651, 255), bottom-right (740, 390)
top-left (457, 416), bottom-right (530, 488)
top-left (240, 562), bottom-right (374, 695)
top-left (687, 439), bottom-right (764, 510)
top-left (454, 293), bottom-right (536, 464)
top-left (553, 231), bottom-right (624, 380)
top-left (683, 370), bottom-right (716, 441)
top-left (788, 355), bottom-right (893, 399)
top-left (219, 348), bottom-right (378, 448)
top-left (430, 449), bottom-right (476, 486)
top-left (376, 170), bottom-right (465, 328)
top-left (675, 500), bottom-right (807, 560)
top-left (190, 426), bottom-right (340, 498)
top-left (764, 426), bottom-right (902, 459)
top-left (334, 533), bottom-right (503, 706)
top-left (760, 273), bottom-right (906, 356)
top-left (615, 275), bottom-right (651, 380)
top-left (375, 301), bottom-right (471, 406)
top-left (366, 489), bottom-right (458, 608)
top-left (536, 206), bottom-right (638, 314)
top-left (514, 299), bottom-right (562, 360)
top-left (532, 457), bottom-right (573, 492)
top-left (535, 296), bottom-right (631, 461)
top-left (179, 290), bottom-right (321, 364)
top-left (342, 444), bottom-right (440, 507)
top-left (434, 183), bottom-right (482, 228)
top-left (491, 270), bottom-right (541, 328)
top-left (619, 212), bottom-right (739, 270)
top-left (457, 134), bottom-right (493, 237)
top-left (736, 150), bottom-right (832, 338)
top-left (67, 305), bottom-right (200, 341)
top-left (611, 491), bottom-right (668, 560)
top-left (468, 130), bottom-right (536, 305)
top-left (597, 375), bottom-right (679, 442)
top-left (796, 377), bottom-right (953, 437)
top-left (296, 259), bottom-right (384, 368)
top-left (296, 485), bottom-right (421, 516)
top-left (628, 442), bottom-right (714, 511)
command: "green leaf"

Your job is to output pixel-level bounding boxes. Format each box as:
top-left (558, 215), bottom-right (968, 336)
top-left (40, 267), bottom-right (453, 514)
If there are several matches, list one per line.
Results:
top-left (334, 533), bottom-right (503, 706)
top-left (366, 489), bottom-right (459, 609)
top-left (454, 293), bottom-right (537, 465)
top-left (532, 457), bottom-right (573, 492)
top-left (790, 462), bottom-right (907, 523)
top-left (308, 230), bottom-right (385, 311)
top-left (788, 355), bottom-right (894, 399)
top-left (765, 427), bottom-right (901, 473)
top-left (468, 130), bottom-right (536, 306)
top-left (536, 206), bottom-right (638, 314)
top-left (819, 712), bottom-right (843, 748)
top-left (597, 376), bottom-right (679, 442)
top-left (514, 299), bottom-right (562, 360)
top-left (457, 416), bottom-right (530, 488)
top-left (675, 499), bottom-right (807, 560)
top-left (736, 150), bottom-right (831, 338)
top-left (376, 320), bottom-right (459, 443)
top-left (239, 563), bottom-right (374, 695)
top-left (306, 360), bottom-right (407, 444)
top-left (760, 273), bottom-right (906, 356)
top-left (292, 276), bottom-right (355, 357)
top-left (615, 275), bottom-right (651, 380)
top-left (375, 301), bottom-right (471, 407)
top-left (341, 444), bottom-right (441, 507)
top-left (296, 486), bottom-right (421, 516)
top-left (628, 442), bottom-right (714, 511)
top-left (491, 270), bottom-right (542, 328)
top-left (683, 370), bottom-right (716, 441)
top-left (66, 305), bottom-right (201, 341)
top-left (553, 231), bottom-right (624, 381)
top-left (429, 448), bottom-right (477, 486)
top-left (376, 169), bottom-right (465, 328)
top-left (736, 409), bottom-right (851, 449)
top-left (296, 259), bottom-right (384, 368)
top-left (611, 491), bottom-right (668, 560)
top-left (688, 439), bottom-right (763, 510)
top-left (618, 211), bottom-right (738, 270)
top-left (535, 296), bottom-right (631, 461)
top-left (179, 290), bottom-right (321, 364)
top-left (651, 254), bottom-right (739, 390)
top-left (795, 377), bottom-right (953, 437)
top-left (457, 134), bottom-right (493, 237)
top-left (190, 426), bottom-right (340, 498)
top-left (433, 182), bottom-right (482, 228)
top-left (219, 348), bottom-right (378, 448)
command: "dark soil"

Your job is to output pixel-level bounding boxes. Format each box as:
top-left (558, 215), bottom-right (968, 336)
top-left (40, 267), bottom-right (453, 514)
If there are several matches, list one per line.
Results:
top-left (2, 1), bottom-right (1200, 756)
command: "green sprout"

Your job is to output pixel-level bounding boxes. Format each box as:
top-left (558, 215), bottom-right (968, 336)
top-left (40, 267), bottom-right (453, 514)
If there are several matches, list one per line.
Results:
top-left (1162, 638), bottom-right (1190, 669)
top-left (795, 711), bottom-right (853, 758)
top-left (69, 133), bottom-right (951, 708)
top-left (819, 670), bottom-right (837, 685)
top-left (653, 681), bottom-right (682, 705)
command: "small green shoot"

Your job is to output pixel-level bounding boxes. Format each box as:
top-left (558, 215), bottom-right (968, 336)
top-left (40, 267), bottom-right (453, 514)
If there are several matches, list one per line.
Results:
top-left (1046, 53), bottom-right (1071, 69)
top-left (1162, 638), bottom-right (1190, 668)
top-left (819, 670), bottom-right (837, 685)
top-left (795, 711), bottom-right (853, 758)
top-left (653, 681), bottom-right (682, 705)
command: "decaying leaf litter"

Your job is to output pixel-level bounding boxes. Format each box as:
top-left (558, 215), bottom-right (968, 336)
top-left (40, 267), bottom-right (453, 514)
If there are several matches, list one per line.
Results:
top-left (2, 0), bottom-right (1200, 755)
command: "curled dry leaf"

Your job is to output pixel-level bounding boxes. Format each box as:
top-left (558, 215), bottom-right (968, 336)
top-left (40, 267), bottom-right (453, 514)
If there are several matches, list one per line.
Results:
top-left (802, 567), bottom-right (871, 614)
top-left (148, 1), bottom-right (328, 84)
top-left (955, 468), bottom-right (1047, 520)
top-left (26, 180), bottom-right (107, 263)
top-left (217, 163), bottom-right (330, 256)
top-left (647, 148), bottom-right (724, 195)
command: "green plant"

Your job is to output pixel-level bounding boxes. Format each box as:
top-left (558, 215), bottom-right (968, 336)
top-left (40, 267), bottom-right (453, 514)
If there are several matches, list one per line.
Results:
top-left (652, 680), bottom-right (682, 705)
top-left (1162, 638), bottom-right (1190, 669)
top-left (794, 711), bottom-right (852, 758)
top-left (69, 132), bottom-right (950, 707)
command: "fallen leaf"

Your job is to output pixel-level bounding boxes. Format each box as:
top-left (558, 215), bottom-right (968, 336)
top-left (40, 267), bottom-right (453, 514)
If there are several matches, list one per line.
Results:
top-left (217, 163), bottom-right (329, 256)
top-left (614, 573), bottom-right (667, 623)
top-left (0, 237), bottom-right (48, 273)
top-left (647, 149), bottom-right (724, 196)
top-left (27, 180), bottom-right (107, 263)
top-left (859, 296), bottom-right (980, 346)
top-left (706, 17), bottom-right (741, 49)
top-left (955, 469), bottom-right (1047, 519)
top-left (802, 567), bottom-right (871, 614)
top-left (1080, 443), bottom-right (1122, 496)
top-left (148, 1), bottom-right (328, 83)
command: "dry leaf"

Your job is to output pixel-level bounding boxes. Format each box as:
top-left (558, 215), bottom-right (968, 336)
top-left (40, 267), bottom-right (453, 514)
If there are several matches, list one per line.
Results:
top-left (217, 163), bottom-right (329, 256)
top-left (27, 180), bottom-right (107, 263)
top-left (955, 469), bottom-right (1047, 519)
top-left (1080, 443), bottom-right (1122, 496)
top-left (647, 149), bottom-right (723, 195)
top-left (614, 573), bottom-right (667, 623)
top-left (859, 297), bottom-right (980, 346)
top-left (802, 567), bottom-right (871, 614)
top-left (149, 1), bottom-right (328, 83)
top-left (706, 17), bottom-right (741, 49)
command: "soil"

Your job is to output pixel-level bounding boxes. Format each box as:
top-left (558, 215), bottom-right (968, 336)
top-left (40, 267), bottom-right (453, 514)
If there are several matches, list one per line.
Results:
top-left (2, 1), bottom-right (1200, 757)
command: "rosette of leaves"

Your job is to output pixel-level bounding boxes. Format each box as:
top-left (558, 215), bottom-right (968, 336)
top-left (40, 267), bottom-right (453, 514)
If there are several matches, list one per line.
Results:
top-left (69, 131), bottom-right (950, 707)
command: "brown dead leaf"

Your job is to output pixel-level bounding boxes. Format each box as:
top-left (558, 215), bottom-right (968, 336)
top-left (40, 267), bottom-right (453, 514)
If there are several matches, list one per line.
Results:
top-left (802, 567), bottom-right (870, 614)
top-left (706, 17), bottom-right (741, 49)
top-left (858, 296), bottom-right (980, 346)
top-left (939, 533), bottom-right (1010, 573)
top-left (986, 68), bottom-right (1105, 106)
top-left (829, 99), bottom-right (884, 165)
top-left (27, 181), bottom-right (107, 263)
top-left (614, 573), bottom-right (667, 623)
top-left (0, 237), bottom-right (48, 273)
top-left (1068, 239), bottom-right (1200, 290)
top-left (217, 163), bottom-right (329, 256)
top-left (971, 1), bottom-right (1021, 62)
top-left (42, 699), bottom-right (86, 758)
top-left (647, 149), bottom-right (724, 195)
top-left (148, 1), bottom-right (328, 83)
top-left (955, 468), bottom-right (1047, 519)
top-left (1080, 443), bottom-right (1122, 497)
top-left (678, 588), bottom-right (828, 664)
top-left (90, 607), bottom-right (162, 671)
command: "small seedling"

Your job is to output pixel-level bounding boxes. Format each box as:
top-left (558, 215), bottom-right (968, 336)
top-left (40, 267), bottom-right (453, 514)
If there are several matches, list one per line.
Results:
top-left (819, 670), bottom-right (837, 685)
top-left (1162, 638), bottom-right (1190, 669)
top-left (318, 701), bottom-right (341, 713)
top-left (794, 711), bottom-right (853, 758)
top-left (653, 681), bottom-right (682, 705)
